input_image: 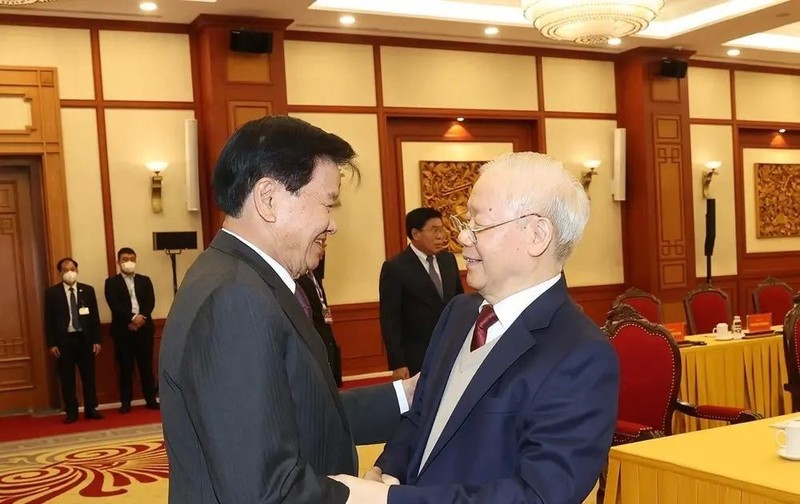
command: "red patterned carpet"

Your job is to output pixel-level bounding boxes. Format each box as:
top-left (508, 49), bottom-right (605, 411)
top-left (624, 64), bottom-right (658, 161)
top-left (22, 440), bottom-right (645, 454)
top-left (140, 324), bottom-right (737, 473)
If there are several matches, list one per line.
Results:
top-left (0, 407), bottom-right (162, 444)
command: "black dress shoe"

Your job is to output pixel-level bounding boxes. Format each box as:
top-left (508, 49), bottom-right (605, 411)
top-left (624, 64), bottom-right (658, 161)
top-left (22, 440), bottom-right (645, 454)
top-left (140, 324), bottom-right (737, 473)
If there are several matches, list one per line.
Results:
top-left (145, 402), bottom-right (160, 410)
top-left (120, 404), bottom-right (131, 414)
top-left (64, 414), bottom-right (78, 425)
top-left (85, 409), bottom-right (104, 420)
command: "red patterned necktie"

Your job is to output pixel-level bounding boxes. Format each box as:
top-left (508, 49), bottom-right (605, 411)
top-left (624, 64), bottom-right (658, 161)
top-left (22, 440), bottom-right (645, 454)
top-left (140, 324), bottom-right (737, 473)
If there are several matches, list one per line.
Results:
top-left (471, 304), bottom-right (498, 351)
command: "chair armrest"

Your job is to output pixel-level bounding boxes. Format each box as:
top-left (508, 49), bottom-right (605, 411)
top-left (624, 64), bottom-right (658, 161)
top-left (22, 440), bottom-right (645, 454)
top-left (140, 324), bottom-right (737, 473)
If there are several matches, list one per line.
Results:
top-left (676, 400), bottom-right (763, 424)
top-left (613, 419), bottom-right (664, 445)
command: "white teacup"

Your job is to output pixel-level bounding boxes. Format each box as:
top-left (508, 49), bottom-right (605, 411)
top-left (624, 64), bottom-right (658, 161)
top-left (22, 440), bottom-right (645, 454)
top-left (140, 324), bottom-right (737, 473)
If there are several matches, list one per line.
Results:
top-left (712, 323), bottom-right (730, 339)
top-left (776, 419), bottom-right (800, 458)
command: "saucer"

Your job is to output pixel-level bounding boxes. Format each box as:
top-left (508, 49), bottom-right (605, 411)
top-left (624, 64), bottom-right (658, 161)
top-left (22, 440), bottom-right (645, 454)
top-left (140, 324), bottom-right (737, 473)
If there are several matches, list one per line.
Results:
top-left (714, 335), bottom-right (733, 341)
top-left (778, 448), bottom-right (800, 461)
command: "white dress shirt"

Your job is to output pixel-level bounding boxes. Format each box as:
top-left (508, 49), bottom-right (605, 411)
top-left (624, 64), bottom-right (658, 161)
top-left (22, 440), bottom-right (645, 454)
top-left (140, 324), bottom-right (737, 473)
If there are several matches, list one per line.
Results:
top-left (122, 273), bottom-right (140, 320)
top-left (63, 282), bottom-right (80, 332)
top-left (410, 242), bottom-right (441, 284)
top-left (222, 228), bottom-right (409, 413)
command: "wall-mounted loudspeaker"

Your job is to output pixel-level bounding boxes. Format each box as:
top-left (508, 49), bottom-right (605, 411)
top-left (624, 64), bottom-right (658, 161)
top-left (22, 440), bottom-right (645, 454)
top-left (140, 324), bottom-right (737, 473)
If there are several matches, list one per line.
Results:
top-left (659, 58), bottom-right (688, 78)
top-left (230, 30), bottom-right (273, 54)
top-left (612, 128), bottom-right (626, 201)
top-left (185, 119), bottom-right (200, 212)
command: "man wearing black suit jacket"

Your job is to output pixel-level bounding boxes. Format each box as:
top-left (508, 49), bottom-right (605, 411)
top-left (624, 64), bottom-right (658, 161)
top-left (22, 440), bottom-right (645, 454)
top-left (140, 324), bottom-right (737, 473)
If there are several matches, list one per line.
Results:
top-left (104, 247), bottom-right (158, 413)
top-left (380, 208), bottom-right (464, 379)
top-left (44, 257), bottom-right (103, 424)
top-left (297, 257), bottom-right (343, 386)
top-left (160, 116), bottom-right (415, 504)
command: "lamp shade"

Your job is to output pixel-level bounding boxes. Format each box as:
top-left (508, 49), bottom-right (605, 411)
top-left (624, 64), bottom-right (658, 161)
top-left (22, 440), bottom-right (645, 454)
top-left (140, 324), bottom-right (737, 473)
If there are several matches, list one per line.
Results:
top-left (146, 161), bottom-right (169, 173)
top-left (521, 0), bottom-right (665, 45)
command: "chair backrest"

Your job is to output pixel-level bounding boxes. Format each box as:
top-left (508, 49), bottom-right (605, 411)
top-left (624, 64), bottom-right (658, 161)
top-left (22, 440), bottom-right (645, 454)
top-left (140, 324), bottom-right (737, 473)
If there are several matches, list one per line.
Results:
top-left (784, 304), bottom-right (800, 398)
top-left (753, 276), bottom-right (794, 323)
top-left (614, 287), bottom-right (663, 323)
top-left (604, 305), bottom-right (681, 435)
top-left (684, 283), bottom-right (732, 335)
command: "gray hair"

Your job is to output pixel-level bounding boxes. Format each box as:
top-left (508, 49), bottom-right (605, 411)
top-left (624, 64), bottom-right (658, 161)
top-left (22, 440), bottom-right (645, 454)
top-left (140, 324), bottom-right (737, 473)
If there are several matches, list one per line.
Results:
top-left (480, 152), bottom-right (590, 263)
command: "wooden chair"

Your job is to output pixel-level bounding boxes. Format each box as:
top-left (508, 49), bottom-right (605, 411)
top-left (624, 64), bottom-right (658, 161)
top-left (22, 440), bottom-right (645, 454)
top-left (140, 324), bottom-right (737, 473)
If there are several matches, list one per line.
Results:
top-left (784, 304), bottom-right (800, 412)
top-left (684, 283), bottom-right (731, 335)
top-left (613, 287), bottom-right (663, 324)
top-left (752, 276), bottom-right (794, 324)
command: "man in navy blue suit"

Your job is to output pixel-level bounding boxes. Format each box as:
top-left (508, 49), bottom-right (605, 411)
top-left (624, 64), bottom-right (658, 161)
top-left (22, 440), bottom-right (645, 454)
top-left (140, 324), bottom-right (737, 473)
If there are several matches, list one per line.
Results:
top-left (332, 152), bottom-right (620, 504)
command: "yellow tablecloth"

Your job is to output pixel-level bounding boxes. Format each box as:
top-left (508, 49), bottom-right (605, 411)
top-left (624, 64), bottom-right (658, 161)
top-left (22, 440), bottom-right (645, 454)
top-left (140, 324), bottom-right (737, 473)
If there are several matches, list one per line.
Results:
top-left (604, 414), bottom-right (800, 504)
top-left (674, 332), bottom-right (791, 433)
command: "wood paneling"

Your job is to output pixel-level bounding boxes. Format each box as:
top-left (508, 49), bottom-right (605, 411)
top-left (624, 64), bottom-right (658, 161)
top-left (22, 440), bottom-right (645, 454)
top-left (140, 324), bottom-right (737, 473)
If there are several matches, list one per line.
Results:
top-left (190, 15), bottom-right (292, 242)
top-left (228, 100), bottom-right (272, 134)
top-left (616, 49), bottom-right (696, 308)
top-left (227, 52), bottom-right (271, 84)
top-left (0, 161), bottom-right (52, 413)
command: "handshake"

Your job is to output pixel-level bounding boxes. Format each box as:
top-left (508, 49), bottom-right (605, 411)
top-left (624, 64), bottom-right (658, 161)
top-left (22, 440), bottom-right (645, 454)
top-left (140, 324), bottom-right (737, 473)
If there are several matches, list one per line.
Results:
top-left (329, 466), bottom-right (399, 504)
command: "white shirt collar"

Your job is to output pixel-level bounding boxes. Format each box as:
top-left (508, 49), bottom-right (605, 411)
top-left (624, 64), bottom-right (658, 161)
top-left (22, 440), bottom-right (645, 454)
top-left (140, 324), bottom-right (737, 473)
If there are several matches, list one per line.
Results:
top-left (222, 228), bottom-right (296, 293)
top-left (63, 282), bottom-right (78, 293)
top-left (480, 273), bottom-right (562, 344)
top-left (409, 242), bottom-right (431, 261)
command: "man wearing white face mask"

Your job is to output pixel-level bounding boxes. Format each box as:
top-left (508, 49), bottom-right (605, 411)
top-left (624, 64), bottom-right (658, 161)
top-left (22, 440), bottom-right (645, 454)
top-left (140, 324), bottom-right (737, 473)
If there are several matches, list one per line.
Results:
top-left (104, 247), bottom-right (158, 413)
top-left (44, 257), bottom-right (103, 424)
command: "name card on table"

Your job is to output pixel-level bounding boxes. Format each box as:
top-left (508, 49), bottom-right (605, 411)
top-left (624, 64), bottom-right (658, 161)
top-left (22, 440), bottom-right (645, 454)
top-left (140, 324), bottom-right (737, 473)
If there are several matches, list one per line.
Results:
top-left (746, 313), bottom-right (773, 334)
top-left (663, 322), bottom-right (686, 341)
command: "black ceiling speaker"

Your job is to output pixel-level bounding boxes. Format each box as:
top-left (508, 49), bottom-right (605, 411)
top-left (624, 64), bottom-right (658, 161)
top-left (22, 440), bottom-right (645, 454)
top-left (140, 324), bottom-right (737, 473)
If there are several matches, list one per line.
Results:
top-left (230, 29), bottom-right (273, 54)
top-left (660, 58), bottom-right (688, 78)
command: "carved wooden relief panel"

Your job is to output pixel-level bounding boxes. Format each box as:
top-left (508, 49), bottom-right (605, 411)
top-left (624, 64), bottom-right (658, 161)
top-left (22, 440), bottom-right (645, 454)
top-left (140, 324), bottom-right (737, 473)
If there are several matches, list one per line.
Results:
top-left (419, 160), bottom-right (483, 252)
top-left (755, 163), bottom-right (800, 238)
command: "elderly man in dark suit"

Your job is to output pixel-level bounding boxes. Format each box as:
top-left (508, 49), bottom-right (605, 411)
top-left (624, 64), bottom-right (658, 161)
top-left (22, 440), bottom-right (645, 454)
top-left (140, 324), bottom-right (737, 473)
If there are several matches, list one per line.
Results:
top-left (379, 208), bottom-right (464, 380)
top-left (333, 152), bottom-right (620, 504)
top-left (160, 116), bottom-right (415, 504)
top-left (44, 257), bottom-right (103, 424)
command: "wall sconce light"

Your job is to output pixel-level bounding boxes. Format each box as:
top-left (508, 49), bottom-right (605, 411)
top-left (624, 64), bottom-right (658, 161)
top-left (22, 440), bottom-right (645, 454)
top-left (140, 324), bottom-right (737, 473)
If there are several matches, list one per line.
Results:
top-left (702, 160), bottom-right (721, 199)
top-left (582, 160), bottom-right (600, 195)
top-left (146, 161), bottom-right (169, 213)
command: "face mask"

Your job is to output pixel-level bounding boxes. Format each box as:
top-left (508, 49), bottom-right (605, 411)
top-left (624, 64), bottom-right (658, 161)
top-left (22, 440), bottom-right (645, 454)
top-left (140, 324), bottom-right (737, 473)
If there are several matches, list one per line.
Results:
top-left (62, 271), bottom-right (78, 285)
top-left (121, 261), bottom-right (136, 274)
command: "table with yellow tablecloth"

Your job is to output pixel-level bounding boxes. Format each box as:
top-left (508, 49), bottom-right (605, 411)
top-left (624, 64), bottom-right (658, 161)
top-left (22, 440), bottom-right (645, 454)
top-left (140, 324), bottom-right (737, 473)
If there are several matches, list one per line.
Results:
top-left (674, 331), bottom-right (791, 433)
top-left (604, 414), bottom-right (800, 504)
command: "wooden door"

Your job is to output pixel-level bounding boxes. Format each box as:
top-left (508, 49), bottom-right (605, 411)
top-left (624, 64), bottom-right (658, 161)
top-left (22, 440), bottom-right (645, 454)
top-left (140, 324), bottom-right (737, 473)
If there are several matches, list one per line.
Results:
top-left (0, 159), bottom-right (52, 413)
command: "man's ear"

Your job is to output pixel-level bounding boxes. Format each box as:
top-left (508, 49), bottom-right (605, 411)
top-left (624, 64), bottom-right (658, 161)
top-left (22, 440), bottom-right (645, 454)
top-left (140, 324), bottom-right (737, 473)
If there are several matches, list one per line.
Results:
top-left (527, 216), bottom-right (553, 258)
top-left (253, 177), bottom-right (280, 223)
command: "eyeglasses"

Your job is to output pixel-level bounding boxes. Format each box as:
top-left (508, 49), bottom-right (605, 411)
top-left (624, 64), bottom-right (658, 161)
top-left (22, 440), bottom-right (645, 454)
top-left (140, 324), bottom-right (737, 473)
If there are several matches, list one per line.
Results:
top-left (449, 211), bottom-right (541, 244)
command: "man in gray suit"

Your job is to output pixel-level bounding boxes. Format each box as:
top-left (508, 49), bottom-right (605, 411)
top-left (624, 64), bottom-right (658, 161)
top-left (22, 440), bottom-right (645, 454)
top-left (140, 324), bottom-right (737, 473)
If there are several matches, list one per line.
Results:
top-left (160, 116), bottom-right (414, 503)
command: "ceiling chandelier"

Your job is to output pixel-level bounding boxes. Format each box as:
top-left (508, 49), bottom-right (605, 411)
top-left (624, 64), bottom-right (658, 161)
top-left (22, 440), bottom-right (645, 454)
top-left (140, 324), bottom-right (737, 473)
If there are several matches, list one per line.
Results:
top-left (521, 0), bottom-right (665, 46)
top-left (0, 0), bottom-right (57, 4)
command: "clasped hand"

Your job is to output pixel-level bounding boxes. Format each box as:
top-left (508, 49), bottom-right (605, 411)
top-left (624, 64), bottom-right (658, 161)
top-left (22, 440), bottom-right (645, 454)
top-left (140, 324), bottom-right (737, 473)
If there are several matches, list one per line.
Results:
top-left (329, 466), bottom-right (399, 504)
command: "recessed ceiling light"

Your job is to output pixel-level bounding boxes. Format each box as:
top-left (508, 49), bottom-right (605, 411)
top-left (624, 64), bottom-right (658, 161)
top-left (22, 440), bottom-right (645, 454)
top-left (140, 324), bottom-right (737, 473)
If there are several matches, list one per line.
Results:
top-left (608, 37), bottom-right (622, 46)
top-left (726, 48), bottom-right (741, 57)
top-left (484, 26), bottom-right (499, 36)
top-left (339, 14), bottom-right (356, 25)
top-left (456, 117), bottom-right (465, 122)
top-left (139, 1), bottom-right (158, 11)
top-left (779, 128), bottom-right (786, 133)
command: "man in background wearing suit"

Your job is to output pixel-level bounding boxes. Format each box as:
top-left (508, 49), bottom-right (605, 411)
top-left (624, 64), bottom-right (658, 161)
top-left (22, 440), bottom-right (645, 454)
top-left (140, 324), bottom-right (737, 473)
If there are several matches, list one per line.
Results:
top-left (380, 208), bottom-right (464, 380)
top-left (334, 152), bottom-right (620, 504)
top-left (44, 257), bottom-right (103, 424)
top-left (160, 116), bottom-right (415, 504)
top-left (297, 255), bottom-right (343, 386)
top-left (104, 247), bottom-right (158, 413)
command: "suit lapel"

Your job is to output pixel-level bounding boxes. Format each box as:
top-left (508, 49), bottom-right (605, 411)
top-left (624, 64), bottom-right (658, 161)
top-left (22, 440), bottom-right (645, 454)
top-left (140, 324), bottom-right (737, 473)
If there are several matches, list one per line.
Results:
top-left (210, 232), bottom-right (348, 425)
top-left (416, 278), bottom-right (570, 477)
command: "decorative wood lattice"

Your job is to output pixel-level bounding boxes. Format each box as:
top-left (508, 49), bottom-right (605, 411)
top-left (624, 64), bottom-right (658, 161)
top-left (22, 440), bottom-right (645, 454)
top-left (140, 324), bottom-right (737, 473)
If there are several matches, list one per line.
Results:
top-left (755, 163), bottom-right (800, 238)
top-left (420, 161), bottom-right (484, 252)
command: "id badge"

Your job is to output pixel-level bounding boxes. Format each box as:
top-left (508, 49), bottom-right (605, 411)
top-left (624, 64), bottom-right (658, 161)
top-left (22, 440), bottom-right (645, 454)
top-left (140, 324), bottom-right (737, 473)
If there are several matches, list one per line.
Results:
top-left (78, 307), bottom-right (90, 315)
top-left (323, 307), bottom-right (334, 325)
